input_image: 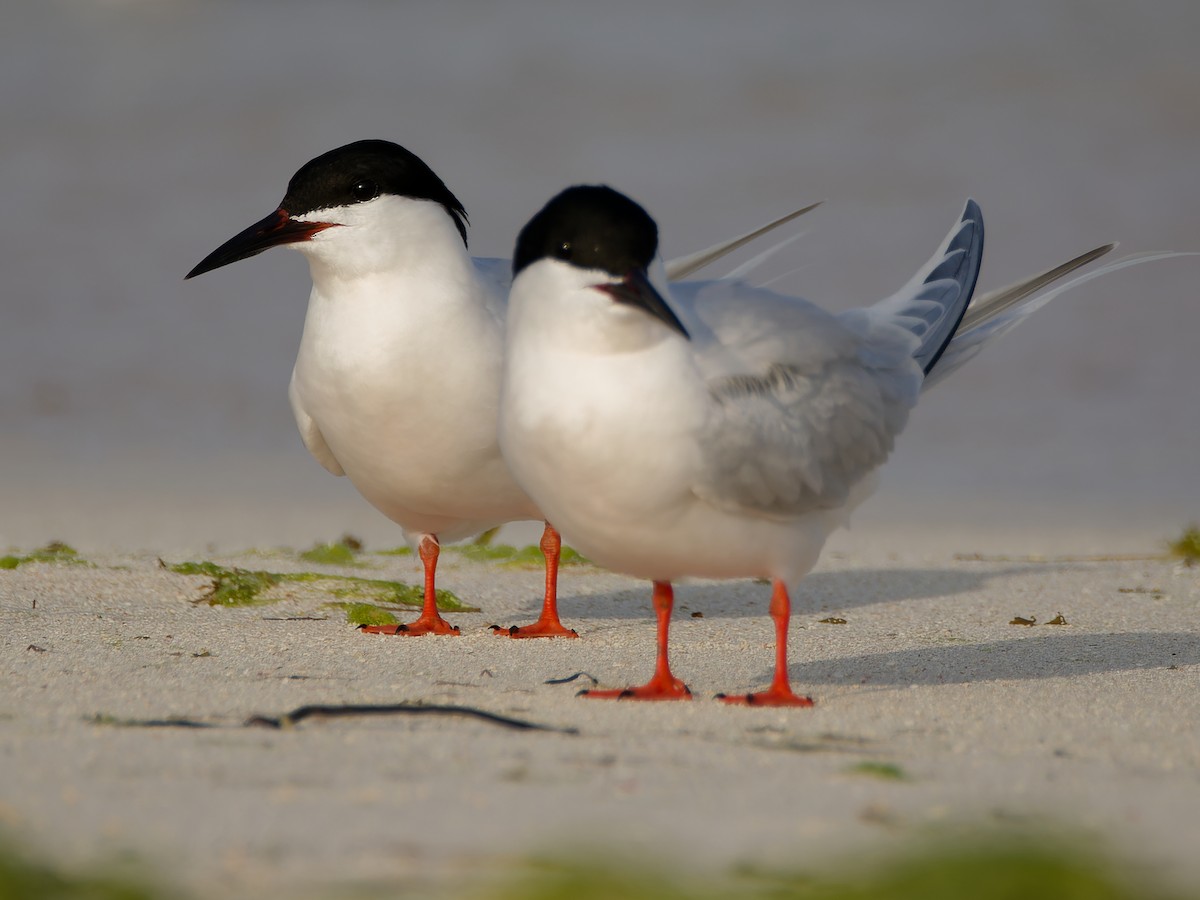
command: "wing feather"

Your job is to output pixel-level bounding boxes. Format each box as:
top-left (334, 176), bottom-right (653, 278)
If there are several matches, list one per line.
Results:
top-left (680, 282), bottom-right (921, 518)
top-left (676, 200), bottom-right (985, 520)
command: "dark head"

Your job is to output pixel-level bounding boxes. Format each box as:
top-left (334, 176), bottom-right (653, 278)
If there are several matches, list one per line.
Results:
top-left (186, 139), bottom-right (468, 279)
top-left (513, 185), bottom-right (656, 278)
top-left (512, 185), bottom-right (687, 338)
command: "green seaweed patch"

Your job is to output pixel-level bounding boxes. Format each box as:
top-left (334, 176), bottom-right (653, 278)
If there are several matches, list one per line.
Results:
top-left (0, 541), bottom-right (89, 570)
top-left (846, 761), bottom-right (910, 781)
top-left (1168, 525), bottom-right (1200, 566)
top-left (451, 543), bottom-right (590, 569)
top-left (472, 526), bottom-right (502, 546)
top-left (0, 831), bottom-right (162, 900)
top-left (547, 545), bottom-right (589, 567)
top-left (168, 561), bottom-right (224, 578)
top-left (299, 541), bottom-right (361, 567)
top-left (305, 572), bottom-right (475, 612)
top-left (170, 561), bottom-right (474, 611)
top-left (491, 835), bottom-right (1173, 900)
top-left (327, 602), bottom-right (400, 627)
top-left (374, 546), bottom-right (413, 556)
top-left (453, 543), bottom-right (535, 564)
top-left (170, 562), bottom-right (283, 606)
top-left (0, 829), bottom-right (1180, 900)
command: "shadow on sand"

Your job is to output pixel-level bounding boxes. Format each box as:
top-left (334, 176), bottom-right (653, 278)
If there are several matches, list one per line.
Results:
top-left (786, 630), bottom-right (1197, 686)
top-left (555, 563), bottom-right (1063, 620)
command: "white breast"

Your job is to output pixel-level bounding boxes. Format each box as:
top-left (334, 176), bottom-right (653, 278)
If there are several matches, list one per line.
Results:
top-left (292, 269), bottom-right (538, 540)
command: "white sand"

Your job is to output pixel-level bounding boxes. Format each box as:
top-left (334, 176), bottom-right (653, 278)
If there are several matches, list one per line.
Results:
top-left (1, 530), bottom-right (1197, 898)
top-left (3, 4), bottom-right (1198, 895)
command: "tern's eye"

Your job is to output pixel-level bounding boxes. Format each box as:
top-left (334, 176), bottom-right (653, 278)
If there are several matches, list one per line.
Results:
top-left (351, 179), bottom-right (379, 202)
top-left (554, 241), bottom-right (572, 260)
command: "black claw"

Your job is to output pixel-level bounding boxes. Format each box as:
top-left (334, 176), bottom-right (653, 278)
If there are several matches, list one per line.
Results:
top-left (618, 689), bottom-right (634, 699)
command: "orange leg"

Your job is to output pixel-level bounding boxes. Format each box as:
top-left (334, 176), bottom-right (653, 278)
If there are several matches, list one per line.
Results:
top-left (718, 580), bottom-right (813, 707)
top-left (582, 581), bottom-right (691, 700)
top-left (361, 535), bottom-right (460, 636)
top-left (491, 523), bottom-right (579, 638)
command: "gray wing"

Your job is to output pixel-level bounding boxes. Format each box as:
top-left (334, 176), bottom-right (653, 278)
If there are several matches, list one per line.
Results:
top-left (680, 281), bottom-right (923, 519)
top-left (679, 200), bottom-right (984, 519)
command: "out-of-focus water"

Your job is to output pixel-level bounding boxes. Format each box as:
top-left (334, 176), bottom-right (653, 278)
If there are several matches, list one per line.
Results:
top-left (2, 0), bottom-right (1198, 550)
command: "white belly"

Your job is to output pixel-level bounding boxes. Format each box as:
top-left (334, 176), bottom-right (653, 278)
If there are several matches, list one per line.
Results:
top-left (292, 281), bottom-right (538, 541)
top-left (501, 337), bottom-right (875, 583)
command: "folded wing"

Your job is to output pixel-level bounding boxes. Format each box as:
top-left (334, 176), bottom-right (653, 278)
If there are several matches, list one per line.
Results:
top-left (683, 201), bottom-right (985, 519)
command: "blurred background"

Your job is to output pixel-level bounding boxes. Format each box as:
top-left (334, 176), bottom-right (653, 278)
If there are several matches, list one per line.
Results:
top-left (2, 0), bottom-right (1197, 552)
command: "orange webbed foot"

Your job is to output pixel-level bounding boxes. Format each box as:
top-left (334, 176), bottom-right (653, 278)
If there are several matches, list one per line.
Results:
top-left (716, 686), bottom-right (814, 707)
top-left (580, 672), bottom-right (691, 701)
top-left (359, 614), bottom-right (460, 636)
top-left (489, 619), bottom-right (579, 639)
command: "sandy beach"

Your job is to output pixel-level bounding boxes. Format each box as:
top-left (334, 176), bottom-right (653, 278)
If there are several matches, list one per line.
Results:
top-left (4, 2), bottom-right (1200, 896)
top-left (2, 523), bottom-right (1197, 898)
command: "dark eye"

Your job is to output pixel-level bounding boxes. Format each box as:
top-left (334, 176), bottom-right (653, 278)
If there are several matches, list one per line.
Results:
top-left (554, 240), bottom-right (572, 260)
top-left (351, 180), bottom-right (379, 202)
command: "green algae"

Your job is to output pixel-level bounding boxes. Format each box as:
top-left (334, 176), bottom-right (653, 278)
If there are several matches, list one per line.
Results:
top-left (452, 543), bottom-right (589, 569)
top-left (1168, 525), bottom-right (1200, 566)
top-left (0, 828), bottom-right (1187, 900)
top-left (846, 761), bottom-right (910, 781)
top-left (0, 833), bottom-right (161, 899)
top-left (326, 602), bottom-right (400, 627)
top-left (489, 836), bottom-right (1176, 900)
top-left (168, 562), bottom-right (473, 612)
top-left (472, 526), bottom-right (502, 546)
top-left (373, 541), bottom-right (589, 567)
top-left (169, 562), bottom-right (282, 606)
top-left (453, 542), bottom-right (542, 564)
top-left (167, 535), bottom-right (589, 616)
top-left (292, 571), bottom-right (474, 611)
top-left (0, 541), bottom-right (89, 570)
top-left (299, 541), bottom-right (361, 567)
top-left (374, 546), bottom-right (413, 556)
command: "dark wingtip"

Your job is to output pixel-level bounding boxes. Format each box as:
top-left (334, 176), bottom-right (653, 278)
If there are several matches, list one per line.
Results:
top-left (921, 198), bottom-right (985, 375)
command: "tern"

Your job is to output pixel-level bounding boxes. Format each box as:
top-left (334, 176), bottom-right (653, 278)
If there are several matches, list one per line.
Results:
top-left (499, 184), bottom-right (1178, 703)
top-left (186, 140), bottom-right (812, 637)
